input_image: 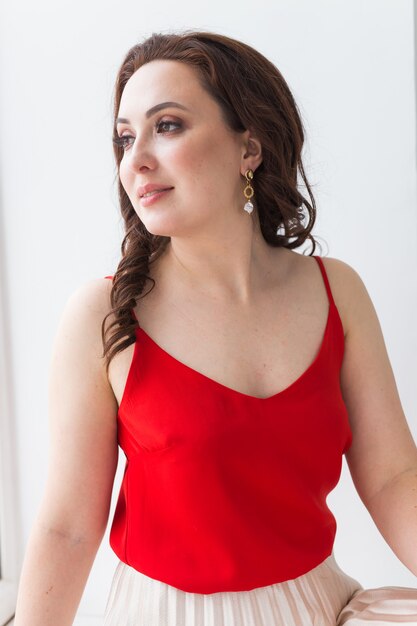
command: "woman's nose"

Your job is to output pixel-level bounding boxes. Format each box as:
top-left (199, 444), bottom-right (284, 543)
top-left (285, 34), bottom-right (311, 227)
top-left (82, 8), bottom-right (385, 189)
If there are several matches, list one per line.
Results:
top-left (127, 138), bottom-right (157, 173)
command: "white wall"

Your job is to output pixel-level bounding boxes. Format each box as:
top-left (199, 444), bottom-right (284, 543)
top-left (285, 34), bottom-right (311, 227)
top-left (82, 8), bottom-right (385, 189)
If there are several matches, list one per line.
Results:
top-left (0, 0), bottom-right (416, 621)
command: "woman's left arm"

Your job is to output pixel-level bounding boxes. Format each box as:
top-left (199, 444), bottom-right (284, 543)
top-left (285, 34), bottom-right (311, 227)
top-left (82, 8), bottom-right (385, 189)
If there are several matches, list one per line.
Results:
top-left (324, 257), bottom-right (417, 577)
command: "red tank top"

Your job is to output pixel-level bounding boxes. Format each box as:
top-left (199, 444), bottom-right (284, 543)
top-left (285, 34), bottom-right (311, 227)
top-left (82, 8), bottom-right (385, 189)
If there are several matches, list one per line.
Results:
top-left (104, 255), bottom-right (352, 593)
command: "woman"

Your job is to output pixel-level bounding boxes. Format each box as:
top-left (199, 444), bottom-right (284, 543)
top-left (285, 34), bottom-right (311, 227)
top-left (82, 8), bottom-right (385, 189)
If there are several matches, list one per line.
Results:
top-left (14, 30), bottom-right (417, 625)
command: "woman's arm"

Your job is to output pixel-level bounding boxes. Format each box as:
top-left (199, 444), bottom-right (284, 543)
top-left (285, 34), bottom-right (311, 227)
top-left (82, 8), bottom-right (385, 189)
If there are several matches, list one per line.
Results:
top-left (14, 278), bottom-right (119, 625)
top-left (324, 257), bottom-right (417, 576)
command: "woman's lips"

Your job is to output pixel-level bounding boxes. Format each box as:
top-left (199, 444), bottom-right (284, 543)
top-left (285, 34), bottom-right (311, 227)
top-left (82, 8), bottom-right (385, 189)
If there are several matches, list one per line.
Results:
top-left (140, 188), bottom-right (173, 207)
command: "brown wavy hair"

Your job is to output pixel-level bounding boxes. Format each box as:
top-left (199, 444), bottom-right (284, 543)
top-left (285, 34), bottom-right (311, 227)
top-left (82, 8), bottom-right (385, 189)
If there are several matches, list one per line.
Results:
top-left (101, 29), bottom-right (320, 373)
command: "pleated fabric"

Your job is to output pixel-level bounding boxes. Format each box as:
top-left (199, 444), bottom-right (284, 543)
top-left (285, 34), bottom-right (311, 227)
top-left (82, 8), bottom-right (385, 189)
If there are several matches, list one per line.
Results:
top-left (102, 551), bottom-right (417, 625)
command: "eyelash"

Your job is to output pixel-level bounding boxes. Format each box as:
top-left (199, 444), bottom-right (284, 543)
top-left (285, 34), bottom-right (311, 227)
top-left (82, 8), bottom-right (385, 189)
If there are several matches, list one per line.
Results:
top-left (113, 119), bottom-right (182, 150)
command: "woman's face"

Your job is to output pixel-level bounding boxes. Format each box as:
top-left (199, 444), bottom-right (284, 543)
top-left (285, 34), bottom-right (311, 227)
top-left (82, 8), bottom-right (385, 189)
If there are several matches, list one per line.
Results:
top-left (115, 59), bottom-right (249, 237)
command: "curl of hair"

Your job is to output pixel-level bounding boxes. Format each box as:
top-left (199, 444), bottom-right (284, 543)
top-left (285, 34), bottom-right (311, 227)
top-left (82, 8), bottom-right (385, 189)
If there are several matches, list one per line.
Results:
top-left (102, 30), bottom-right (321, 373)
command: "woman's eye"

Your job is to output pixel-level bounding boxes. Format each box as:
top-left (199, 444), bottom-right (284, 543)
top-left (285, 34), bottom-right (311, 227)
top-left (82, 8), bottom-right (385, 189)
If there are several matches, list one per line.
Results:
top-left (156, 120), bottom-right (181, 133)
top-left (112, 135), bottom-right (134, 150)
top-left (112, 120), bottom-right (181, 151)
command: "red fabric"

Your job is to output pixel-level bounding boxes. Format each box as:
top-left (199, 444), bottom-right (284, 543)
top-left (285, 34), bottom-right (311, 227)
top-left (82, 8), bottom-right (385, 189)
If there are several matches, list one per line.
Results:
top-left (104, 255), bottom-right (352, 593)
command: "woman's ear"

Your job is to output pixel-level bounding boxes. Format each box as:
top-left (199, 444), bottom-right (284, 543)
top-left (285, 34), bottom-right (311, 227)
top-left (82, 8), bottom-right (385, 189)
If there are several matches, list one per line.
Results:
top-left (240, 129), bottom-right (263, 175)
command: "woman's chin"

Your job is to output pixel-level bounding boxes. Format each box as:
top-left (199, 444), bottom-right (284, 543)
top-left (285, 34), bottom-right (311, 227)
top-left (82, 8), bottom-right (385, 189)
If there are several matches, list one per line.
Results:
top-left (141, 221), bottom-right (180, 238)
top-left (140, 216), bottom-right (194, 238)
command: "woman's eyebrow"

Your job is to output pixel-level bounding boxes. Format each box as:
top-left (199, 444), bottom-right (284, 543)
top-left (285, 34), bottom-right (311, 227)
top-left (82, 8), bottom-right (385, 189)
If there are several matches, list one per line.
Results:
top-left (116, 101), bottom-right (190, 126)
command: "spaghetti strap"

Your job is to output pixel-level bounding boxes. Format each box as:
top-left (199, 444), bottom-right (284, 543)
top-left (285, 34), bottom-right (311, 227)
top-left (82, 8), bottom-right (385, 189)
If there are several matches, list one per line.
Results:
top-left (103, 275), bottom-right (138, 324)
top-left (313, 256), bottom-right (335, 307)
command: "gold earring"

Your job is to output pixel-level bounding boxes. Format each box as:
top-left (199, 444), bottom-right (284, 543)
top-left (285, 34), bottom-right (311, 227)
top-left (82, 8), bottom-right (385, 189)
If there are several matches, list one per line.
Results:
top-left (243, 169), bottom-right (254, 214)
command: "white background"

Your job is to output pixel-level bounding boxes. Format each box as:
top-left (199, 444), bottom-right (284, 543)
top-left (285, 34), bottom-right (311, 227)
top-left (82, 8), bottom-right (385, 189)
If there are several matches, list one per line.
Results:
top-left (0, 0), bottom-right (416, 622)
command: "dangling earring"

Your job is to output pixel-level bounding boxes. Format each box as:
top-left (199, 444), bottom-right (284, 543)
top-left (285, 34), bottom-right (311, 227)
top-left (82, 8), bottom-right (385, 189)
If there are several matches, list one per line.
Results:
top-left (243, 169), bottom-right (254, 214)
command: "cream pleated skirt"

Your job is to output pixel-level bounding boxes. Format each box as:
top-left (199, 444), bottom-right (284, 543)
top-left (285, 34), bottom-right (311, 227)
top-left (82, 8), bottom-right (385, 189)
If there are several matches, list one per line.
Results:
top-left (103, 552), bottom-right (417, 625)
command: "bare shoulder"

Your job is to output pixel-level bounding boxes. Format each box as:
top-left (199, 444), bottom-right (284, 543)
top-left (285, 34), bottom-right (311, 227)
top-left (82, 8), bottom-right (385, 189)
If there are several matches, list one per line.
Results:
top-left (286, 251), bottom-right (369, 337)
top-left (63, 276), bottom-right (112, 322)
top-left (51, 277), bottom-right (115, 388)
top-left (309, 254), bottom-right (372, 337)
top-left (317, 254), bottom-right (363, 287)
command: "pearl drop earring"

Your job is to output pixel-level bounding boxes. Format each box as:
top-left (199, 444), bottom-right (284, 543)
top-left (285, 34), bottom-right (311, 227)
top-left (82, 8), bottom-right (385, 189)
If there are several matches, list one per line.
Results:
top-left (243, 169), bottom-right (254, 214)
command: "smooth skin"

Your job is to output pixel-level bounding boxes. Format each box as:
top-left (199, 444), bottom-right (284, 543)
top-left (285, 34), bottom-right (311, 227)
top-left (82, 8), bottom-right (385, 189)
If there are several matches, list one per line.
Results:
top-left (14, 60), bottom-right (417, 625)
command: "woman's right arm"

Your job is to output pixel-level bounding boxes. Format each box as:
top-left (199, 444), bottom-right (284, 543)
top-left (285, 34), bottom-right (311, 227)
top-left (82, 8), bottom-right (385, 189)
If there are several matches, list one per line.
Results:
top-left (14, 278), bottom-right (119, 626)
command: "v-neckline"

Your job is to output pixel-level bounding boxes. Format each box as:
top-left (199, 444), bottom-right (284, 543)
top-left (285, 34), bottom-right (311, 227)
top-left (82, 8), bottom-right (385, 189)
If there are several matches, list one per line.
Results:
top-left (132, 301), bottom-right (334, 402)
